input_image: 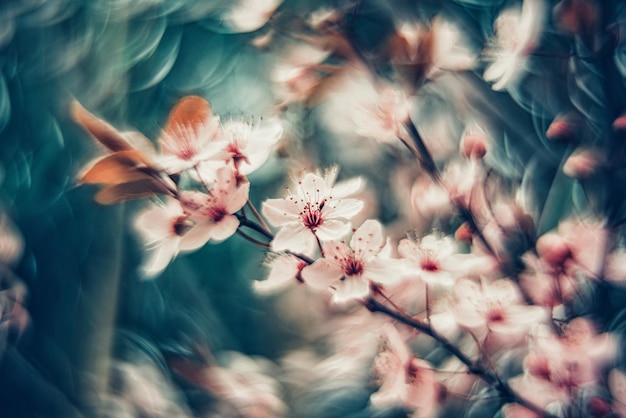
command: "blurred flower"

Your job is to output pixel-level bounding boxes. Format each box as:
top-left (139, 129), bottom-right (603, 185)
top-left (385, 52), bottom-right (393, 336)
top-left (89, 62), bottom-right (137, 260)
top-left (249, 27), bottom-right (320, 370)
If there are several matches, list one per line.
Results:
top-left (134, 198), bottom-right (201, 278)
top-left (535, 218), bottom-right (609, 280)
top-left (224, 0), bottom-right (283, 33)
top-left (483, 0), bottom-right (546, 91)
top-left (262, 168), bottom-right (363, 255)
top-left (212, 118), bottom-right (283, 176)
top-left (460, 120), bottom-right (489, 159)
top-left (179, 166), bottom-right (250, 243)
top-left (106, 361), bottom-right (192, 418)
top-left (0, 213), bottom-right (23, 266)
top-left (207, 352), bottom-right (287, 418)
top-left (608, 368), bottom-right (626, 417)
top-left (519, 252), bottom-right (578, 307)
top-left (271, 43), bottom-right (330, 105)
top-left (452, 279), bottom-right (547, 340)
top-left (301, 220), bottom-right (405, 303)
top-left (510, 318), bottom-right (617, 411)
top-left (157, 96), bottom-right (224, 174)
top-left (371, 324), bottom-right (439, 417)
top-left (320, 71), bottom-right (411, 144)
top-left (562, 148), bottom-right (601, 178)
top-left (255, 253), bottom-right (307, 294)
top-left (398, 234), bottom-right (464, 287)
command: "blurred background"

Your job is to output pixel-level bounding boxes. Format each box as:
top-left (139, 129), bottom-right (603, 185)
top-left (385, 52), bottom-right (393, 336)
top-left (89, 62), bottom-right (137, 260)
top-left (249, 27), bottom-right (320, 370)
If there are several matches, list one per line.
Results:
top-left (2, 0), bottom-right (626, 417)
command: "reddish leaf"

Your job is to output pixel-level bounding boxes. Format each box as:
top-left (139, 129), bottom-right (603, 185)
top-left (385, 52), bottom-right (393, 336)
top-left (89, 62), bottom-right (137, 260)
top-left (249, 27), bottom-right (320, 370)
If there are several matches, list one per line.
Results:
top-left (81, 150), bottom-right (155, 185)
top-left (164, 96), bottom-right (211, 138)
top-left (94, 178), bottom-right (170, 205)
top-left (71, 101), bottom-right (133, 152)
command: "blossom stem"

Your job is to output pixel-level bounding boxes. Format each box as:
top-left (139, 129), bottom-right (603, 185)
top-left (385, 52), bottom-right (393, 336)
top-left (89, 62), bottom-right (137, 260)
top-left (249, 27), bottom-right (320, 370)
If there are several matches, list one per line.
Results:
top-left (284, 250), bottom-right (315, 265)
top-left (402, 118), bottom-right (507, 275)
top-left (364, 296), bottom-right (557, 418)
top-left (193, 165), bottom-right (212, 195)
top-left (236, 229), bottom-right (271, 248)
top-left (246, 199), bottom-right (272, 235)
top-left (237, 216), bottom-right (275, 241)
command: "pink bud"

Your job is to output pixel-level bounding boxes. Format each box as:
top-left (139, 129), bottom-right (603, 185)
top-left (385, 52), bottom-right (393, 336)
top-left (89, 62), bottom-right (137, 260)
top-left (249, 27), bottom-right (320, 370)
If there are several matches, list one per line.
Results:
top-left (460, 133), bottom-right (487, 159)
top-left (536, 232), bottom-right (571, 267)
top-left (562, 150), bottom-right (599, 178)
top-left (455, 222), bottom-right (473, 243)
top-left (546, 114), bottom-right (578, 141)
top-left (612, 113), bottom-right (626, 132)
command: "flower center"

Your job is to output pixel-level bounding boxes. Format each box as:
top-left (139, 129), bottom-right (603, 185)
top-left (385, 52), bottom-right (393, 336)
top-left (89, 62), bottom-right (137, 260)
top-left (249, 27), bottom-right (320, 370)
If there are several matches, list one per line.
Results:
top-left (486, 308), bottom-right (505, 324)
top-left (172, 216), bottom-right (192, 236)
top-left (420, 258), bottom-right (439, 272)
top-left (226, 142), bottom-right (250, 165)
top-left (301, 203), bottom-right (324, 230)
top-left (343, 257), bottom-right (364, 277)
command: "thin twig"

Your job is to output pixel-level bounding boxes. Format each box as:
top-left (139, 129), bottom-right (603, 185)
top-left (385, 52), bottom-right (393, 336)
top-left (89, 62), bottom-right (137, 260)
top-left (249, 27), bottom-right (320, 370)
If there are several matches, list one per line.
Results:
top-left (246, 199), bottom-right (271, 234)
top-left (364, 296), bottom-right (557, 418)
top-left (236, 229), bottom-right (271, 248)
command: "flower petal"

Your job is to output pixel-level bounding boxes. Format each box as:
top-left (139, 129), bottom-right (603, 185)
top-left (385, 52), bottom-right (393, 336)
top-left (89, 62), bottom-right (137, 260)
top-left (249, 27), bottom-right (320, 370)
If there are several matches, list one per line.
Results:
top-left (210, 215), bottom-right (240, 242)
top-left (271, 224), bottom-right (316, 255)
top-left (226, 181), bottom-right (250, 214)
top-left (350, 219), bottom-right (384, 255)
top-left (315, 219), bottom-right (352, 241)
top-left (326, 198), bottom-right (364, 220)
top-left (301, 259), bottom-right (343, 289)
top-left (333, 276), bottom-right (370, 302)
top-left (261, 198), bottom-right (300, 226)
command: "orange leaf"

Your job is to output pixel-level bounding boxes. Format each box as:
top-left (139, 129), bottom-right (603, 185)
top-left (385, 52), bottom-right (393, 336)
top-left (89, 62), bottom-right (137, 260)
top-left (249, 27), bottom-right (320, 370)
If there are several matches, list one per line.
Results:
top-left (71, 101), bottom-right (133, 152)
top-left (81, 150), bottom-right (154, 185)
top-left (164, 96), bottom-right (212, 138)
top-left (94, 178), bottom-right (170, 205)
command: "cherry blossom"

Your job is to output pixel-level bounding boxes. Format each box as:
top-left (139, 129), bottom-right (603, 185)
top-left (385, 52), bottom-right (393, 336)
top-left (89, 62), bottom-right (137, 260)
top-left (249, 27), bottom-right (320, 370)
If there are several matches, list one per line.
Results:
top-left (134, 198), bottom-right (205, 277)
top-left (254, 254), bottom-right (307, 294)
top-left (224, 0), bottom-right (283, 33)
top-left (483, 0), bottom-right (546, 91)
top-left (157, 97), bottom-right (224, 174)
top-left (452, 279), bottom-right (547, 340)
top-left (301, 220), bottom-right (405, 303)
top-left (320, 71), bottom-right (411, 144)
top-left (398, 233), bottom-right (465, 287)
top-left (608, 368), bottom-right (626, 417)
top-left (535, 218), bottom-right (609, 281)
top-left (212, 118), bottom-right (283, 176)
top-left (179, 166), bottom-right (250, 244)
top-left (261, 169), bottom-right (364, 255)
top-left (509, 318), bottom-right (617, 412)
top-left (370, 324), bottom-right (439, 417)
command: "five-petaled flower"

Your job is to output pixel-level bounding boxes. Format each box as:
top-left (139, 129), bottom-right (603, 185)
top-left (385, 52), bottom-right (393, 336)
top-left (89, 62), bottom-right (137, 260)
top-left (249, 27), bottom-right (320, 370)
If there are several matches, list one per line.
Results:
top-left (261, 169), bottom-right (364, 256)
top-left (301, 220), bottom-right (405, 302)
top-left (179, 165), bottom-right (250, 244)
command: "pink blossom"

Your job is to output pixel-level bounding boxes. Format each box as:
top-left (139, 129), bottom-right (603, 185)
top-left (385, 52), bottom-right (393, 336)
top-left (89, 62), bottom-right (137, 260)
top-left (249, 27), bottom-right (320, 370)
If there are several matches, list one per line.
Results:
top-left (179, 166), bottom-right (250, 244)
top-left (370, 324), bottom-right (439, 417)
top-left (510, 318), bottom-right (617, 411)
top-left (608, 368), bottom-right (626, 417)
top-left (213, 118), bottom-right (283, 176)
top-left (519, 252), bottom-right (577, 307)
top-left (157, 108), bottom-right (223, 174)
top-left (205, 352), bottom-right (287, 418)
top-left (224, 0), bottom-right (283, 33)
top-left (452, 279), bottom-right (547, 339)
top-left (535, 219), bottom-right (609, 281)
top-left (301, 220), bottom-right (405, 303)
top-left (398, 234), bottom-right (464, 287)
top-left (261, 169), bottom-right (363, 256)
top-left (134, 198), bottom-right (203, 277)
top-left (483, 0), bottom-right (546, 90)
top-left (254, 254), bottom-right (307, 294)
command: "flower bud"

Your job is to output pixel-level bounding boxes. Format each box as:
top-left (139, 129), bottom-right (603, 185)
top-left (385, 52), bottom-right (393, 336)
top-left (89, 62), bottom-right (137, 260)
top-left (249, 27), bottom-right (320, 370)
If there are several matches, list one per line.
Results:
top-left (562, 149), bottom-right (600, 178)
